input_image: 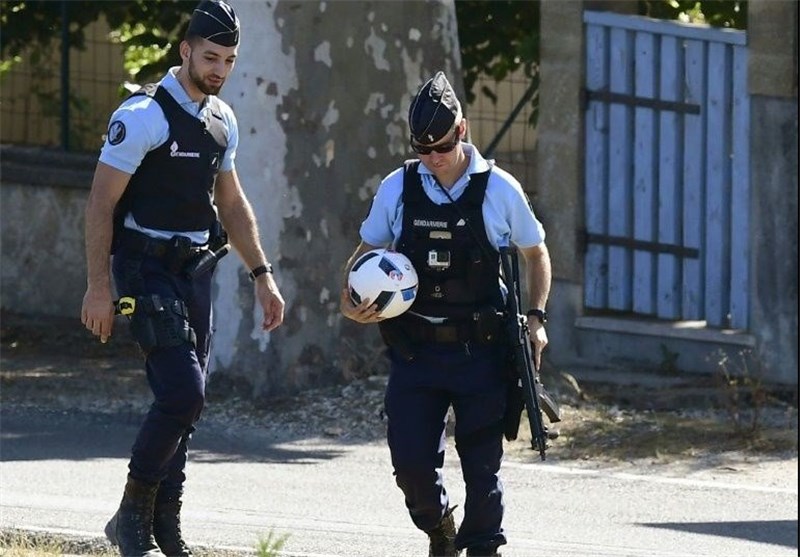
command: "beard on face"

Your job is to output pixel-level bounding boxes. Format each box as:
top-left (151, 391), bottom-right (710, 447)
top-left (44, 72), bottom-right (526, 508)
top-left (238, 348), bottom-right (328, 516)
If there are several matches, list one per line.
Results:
top-left (188, 58), bottom-right (223, 96)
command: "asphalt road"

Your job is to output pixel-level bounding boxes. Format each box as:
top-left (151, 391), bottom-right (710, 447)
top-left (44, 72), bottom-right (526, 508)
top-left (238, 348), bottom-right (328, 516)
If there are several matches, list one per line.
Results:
top-left (1, 406), bottom-right (797, 557)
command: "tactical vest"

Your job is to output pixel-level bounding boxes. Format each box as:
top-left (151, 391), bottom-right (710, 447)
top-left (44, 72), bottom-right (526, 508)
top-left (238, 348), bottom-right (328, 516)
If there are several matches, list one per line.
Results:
top-left (114, 84), bottom-right (228, 237)
top-left (396, 160), bottom-right (502, 319)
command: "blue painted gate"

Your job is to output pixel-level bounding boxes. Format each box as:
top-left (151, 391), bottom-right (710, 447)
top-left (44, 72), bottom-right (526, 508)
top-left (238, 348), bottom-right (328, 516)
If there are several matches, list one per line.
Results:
top-left (583, 11), bottom-right (750, 330)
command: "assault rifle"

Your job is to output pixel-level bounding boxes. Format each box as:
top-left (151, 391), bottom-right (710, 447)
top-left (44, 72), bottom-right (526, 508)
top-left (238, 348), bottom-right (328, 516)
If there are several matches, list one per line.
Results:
top-left (499, 246), bottom-right (561, 461)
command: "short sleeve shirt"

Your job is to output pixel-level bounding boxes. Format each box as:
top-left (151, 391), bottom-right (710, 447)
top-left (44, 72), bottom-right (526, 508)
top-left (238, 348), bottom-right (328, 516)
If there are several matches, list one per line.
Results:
top-left (359, 143), bottom-right (545, 251)
top-left (99, 67), bottom-right (238, 240)
top-left (99, 67), bottom-right (238, 175)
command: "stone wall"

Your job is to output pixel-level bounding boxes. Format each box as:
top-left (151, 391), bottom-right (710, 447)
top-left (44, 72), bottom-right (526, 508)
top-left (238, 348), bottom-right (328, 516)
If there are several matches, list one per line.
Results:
top-left (1, 147), bottom-right (95, 317)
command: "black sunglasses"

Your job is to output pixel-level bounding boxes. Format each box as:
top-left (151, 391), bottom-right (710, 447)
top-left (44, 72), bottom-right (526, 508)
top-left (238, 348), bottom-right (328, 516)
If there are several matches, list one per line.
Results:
top-left (410, 129), bottom-right (461, 155)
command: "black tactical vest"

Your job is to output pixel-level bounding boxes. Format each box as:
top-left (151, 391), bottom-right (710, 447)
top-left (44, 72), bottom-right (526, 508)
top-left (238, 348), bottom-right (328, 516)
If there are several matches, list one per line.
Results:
top-left (397, 160), bottom-right (502, 319)
top-left (114, 84), bottom-right (228, 235)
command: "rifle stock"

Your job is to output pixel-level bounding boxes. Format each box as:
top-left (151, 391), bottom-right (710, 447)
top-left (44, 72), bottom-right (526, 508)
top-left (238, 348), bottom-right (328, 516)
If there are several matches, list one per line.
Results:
top-left (499, 246), bottom-right (561, 461)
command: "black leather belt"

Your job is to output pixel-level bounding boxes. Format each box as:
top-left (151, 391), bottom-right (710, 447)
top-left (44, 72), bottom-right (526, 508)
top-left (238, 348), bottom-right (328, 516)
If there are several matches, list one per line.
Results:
top-left (417, 322), bottom-right (471, 344)
top-left (117, 229), bottom-right (207, 263)
top-left (405, 315), bottom-right (496, 345)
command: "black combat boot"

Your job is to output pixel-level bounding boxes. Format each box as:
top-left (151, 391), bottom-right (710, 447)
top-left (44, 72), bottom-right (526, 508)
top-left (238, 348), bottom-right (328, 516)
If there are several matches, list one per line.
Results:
top-left (153, 486), bottom-right (193, 557)
top-left (426, 506), bottom-right (460, 557)
top-left (105, 476), bottom-right (165, 557)
top-left (466, 546), bottom-right (501, 557)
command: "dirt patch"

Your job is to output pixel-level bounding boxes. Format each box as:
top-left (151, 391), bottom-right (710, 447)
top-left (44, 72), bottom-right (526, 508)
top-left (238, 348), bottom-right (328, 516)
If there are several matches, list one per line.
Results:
top-left (1, 311), bottom-right (150, 414)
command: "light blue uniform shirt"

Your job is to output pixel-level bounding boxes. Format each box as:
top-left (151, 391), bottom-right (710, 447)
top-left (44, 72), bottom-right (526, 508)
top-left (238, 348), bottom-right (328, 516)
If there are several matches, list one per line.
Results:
top-left (99, 67), bottom-right (239, 243)
top-left (359, 142), bottom-right (546, 251)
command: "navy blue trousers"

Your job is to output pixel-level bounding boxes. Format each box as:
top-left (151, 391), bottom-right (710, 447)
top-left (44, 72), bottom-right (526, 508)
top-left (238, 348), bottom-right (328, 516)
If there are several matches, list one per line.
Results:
top-left (113, 248), bottom-right (213, 488)
top-left (384, 342), bottom-right (508, 551)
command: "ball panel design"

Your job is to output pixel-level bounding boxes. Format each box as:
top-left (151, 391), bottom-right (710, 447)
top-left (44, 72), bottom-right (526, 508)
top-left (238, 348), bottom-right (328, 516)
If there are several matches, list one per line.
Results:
top-left (351, 250), bottom-right (380, 273)
top-left (348, 249), bottom-right (419, 318)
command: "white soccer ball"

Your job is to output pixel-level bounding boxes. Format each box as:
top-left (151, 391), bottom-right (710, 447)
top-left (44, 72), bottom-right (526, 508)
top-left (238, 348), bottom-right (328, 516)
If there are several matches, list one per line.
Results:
top-left (348, 249), bottom-right (419, 318)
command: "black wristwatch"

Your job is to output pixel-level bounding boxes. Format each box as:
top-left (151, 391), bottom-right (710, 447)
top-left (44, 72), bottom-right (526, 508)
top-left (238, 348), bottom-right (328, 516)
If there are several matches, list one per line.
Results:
top-left (526, 308), bottom-right (548, 324)
top-left (248, 264), bottom-right (273, 281)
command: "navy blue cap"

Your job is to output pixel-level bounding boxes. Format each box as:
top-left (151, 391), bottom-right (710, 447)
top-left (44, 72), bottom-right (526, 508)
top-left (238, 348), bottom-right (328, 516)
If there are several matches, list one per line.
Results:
top-left (187, 0), bottom-right (240, 47)
top-left (408, 71), bottom-right (462, 145)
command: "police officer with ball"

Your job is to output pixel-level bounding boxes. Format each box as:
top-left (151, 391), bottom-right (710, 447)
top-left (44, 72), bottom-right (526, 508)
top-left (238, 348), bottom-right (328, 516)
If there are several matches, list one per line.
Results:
top-left (340, 71), bottom-right (552, 557)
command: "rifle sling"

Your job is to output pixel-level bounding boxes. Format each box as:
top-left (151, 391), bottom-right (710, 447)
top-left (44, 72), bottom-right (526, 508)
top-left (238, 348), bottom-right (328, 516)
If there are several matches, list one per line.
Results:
top-left (433, 176), bottom-right (509, 291)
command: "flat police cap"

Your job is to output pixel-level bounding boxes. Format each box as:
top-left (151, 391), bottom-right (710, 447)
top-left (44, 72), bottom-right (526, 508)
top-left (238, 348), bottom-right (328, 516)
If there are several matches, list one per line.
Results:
top-left (408, 71), bottom-right (462, 145)
top-left (187, 0), bottom-right (240, 47)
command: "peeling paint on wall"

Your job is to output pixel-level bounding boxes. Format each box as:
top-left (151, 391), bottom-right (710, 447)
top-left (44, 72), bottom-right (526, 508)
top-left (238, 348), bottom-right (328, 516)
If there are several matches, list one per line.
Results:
top-left (314, 41), bottom-right (333, 68)
top-left (364, 92), bottom-right (385, 115)
top-left (211, 0), bottom-right (298, 371)
top-left (321, 101), bottom-right (339, 131)
top-left (385, 121), bottom-right (406, 157)
top-left (359, 174), bottom-right (383, 202)
top-left (364, 28), bottom-right (391, 71)
top-left (283, 186), bottom-right (303, 218)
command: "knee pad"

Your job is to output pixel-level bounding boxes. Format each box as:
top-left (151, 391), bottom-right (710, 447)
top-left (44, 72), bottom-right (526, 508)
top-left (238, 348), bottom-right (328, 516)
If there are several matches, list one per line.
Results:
top-left (128, 295), bottom-right (197, 356)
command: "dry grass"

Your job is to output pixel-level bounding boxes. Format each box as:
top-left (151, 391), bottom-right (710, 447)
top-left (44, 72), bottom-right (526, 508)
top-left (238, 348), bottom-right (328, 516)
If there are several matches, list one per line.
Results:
top-left (505, 403), bottom-right (797, 463)
top-left (0, 529), bottom-right (252, 557)
top-left (0, 530), bottom-right (116, 557)
top-left (501, 362), bottom-right (798, 468)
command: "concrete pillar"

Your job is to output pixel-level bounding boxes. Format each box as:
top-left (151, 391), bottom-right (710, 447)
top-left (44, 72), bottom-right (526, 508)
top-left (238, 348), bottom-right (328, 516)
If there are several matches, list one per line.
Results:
top-left (749, 0), bottom-right (797, 98)
top-left (748, 0), bottom-right (798, 383)
top-left (535, 0), bottom-right (616, 360)
top-left (537, 0), bottom-right (584, 286)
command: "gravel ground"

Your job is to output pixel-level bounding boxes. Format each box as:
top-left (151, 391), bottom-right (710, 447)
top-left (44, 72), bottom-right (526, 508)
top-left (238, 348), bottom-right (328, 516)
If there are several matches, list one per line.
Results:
top-left (1, 310), bottom-right (797, 463)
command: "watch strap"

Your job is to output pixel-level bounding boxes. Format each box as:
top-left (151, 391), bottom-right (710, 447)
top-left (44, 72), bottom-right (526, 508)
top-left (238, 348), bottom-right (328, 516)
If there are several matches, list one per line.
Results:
top-left (526, 308), bottom-right (547, 324)
top-left (248, 264), bottom-right (273, 281)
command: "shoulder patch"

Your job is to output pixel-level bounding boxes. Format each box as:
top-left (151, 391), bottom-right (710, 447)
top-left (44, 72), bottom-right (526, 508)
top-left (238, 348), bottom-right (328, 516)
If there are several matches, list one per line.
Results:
top-left (107, 120), bottom-right (126, 146)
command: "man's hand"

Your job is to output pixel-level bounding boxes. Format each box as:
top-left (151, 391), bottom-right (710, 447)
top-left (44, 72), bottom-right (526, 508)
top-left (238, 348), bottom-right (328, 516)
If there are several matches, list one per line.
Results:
top-left (529, 320), bottom-right (549, 370)
top-left (254, 274), bottom-right (285, 332)
top-left (340, 288), bottom-right (384, 324)
top-left (81, 286), bottom-right (115, 343)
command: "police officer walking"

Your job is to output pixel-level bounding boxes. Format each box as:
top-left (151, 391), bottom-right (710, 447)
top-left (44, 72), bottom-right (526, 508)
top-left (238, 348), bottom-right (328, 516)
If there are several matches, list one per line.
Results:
top-left (340, 72), bottom-right (551, 557)
top-left (80, 2), bottom-right (285, 555)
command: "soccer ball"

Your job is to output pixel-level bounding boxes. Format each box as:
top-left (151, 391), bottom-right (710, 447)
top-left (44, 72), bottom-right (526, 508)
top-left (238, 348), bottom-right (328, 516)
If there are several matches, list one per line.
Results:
top-left (348, 249), bottom-right (418, 318)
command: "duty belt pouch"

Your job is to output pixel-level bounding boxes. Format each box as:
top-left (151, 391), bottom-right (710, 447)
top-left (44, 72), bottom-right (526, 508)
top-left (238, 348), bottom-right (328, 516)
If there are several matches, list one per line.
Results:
top-left (503, 381), bottom-right (525, 441)
top-left (473, 305), bottom-right (503, 344)
top-left (208, 219), bottom-right (228, 252)
top-left (378, 317), bottom-right (416, 361)
top-left (181, 248), bottom-right (212, 278)
top-left (129, 294), bottom-right (196, 357)
top-left (500, 335), bottom-right (523, 440)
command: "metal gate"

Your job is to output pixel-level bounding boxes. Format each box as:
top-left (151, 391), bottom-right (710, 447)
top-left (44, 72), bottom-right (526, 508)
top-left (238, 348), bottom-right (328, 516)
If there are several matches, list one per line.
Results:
top-left (583, 11), bottom-right (750, 330)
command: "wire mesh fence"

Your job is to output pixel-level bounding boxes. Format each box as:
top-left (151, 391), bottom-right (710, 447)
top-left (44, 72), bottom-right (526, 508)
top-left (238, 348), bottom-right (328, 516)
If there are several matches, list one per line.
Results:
top-left (1, 18), bottom-right (538, 189)
top-left (467, 70), bottom-right (538, 197)
top-left (0, 16), bottom-right (128, 153)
